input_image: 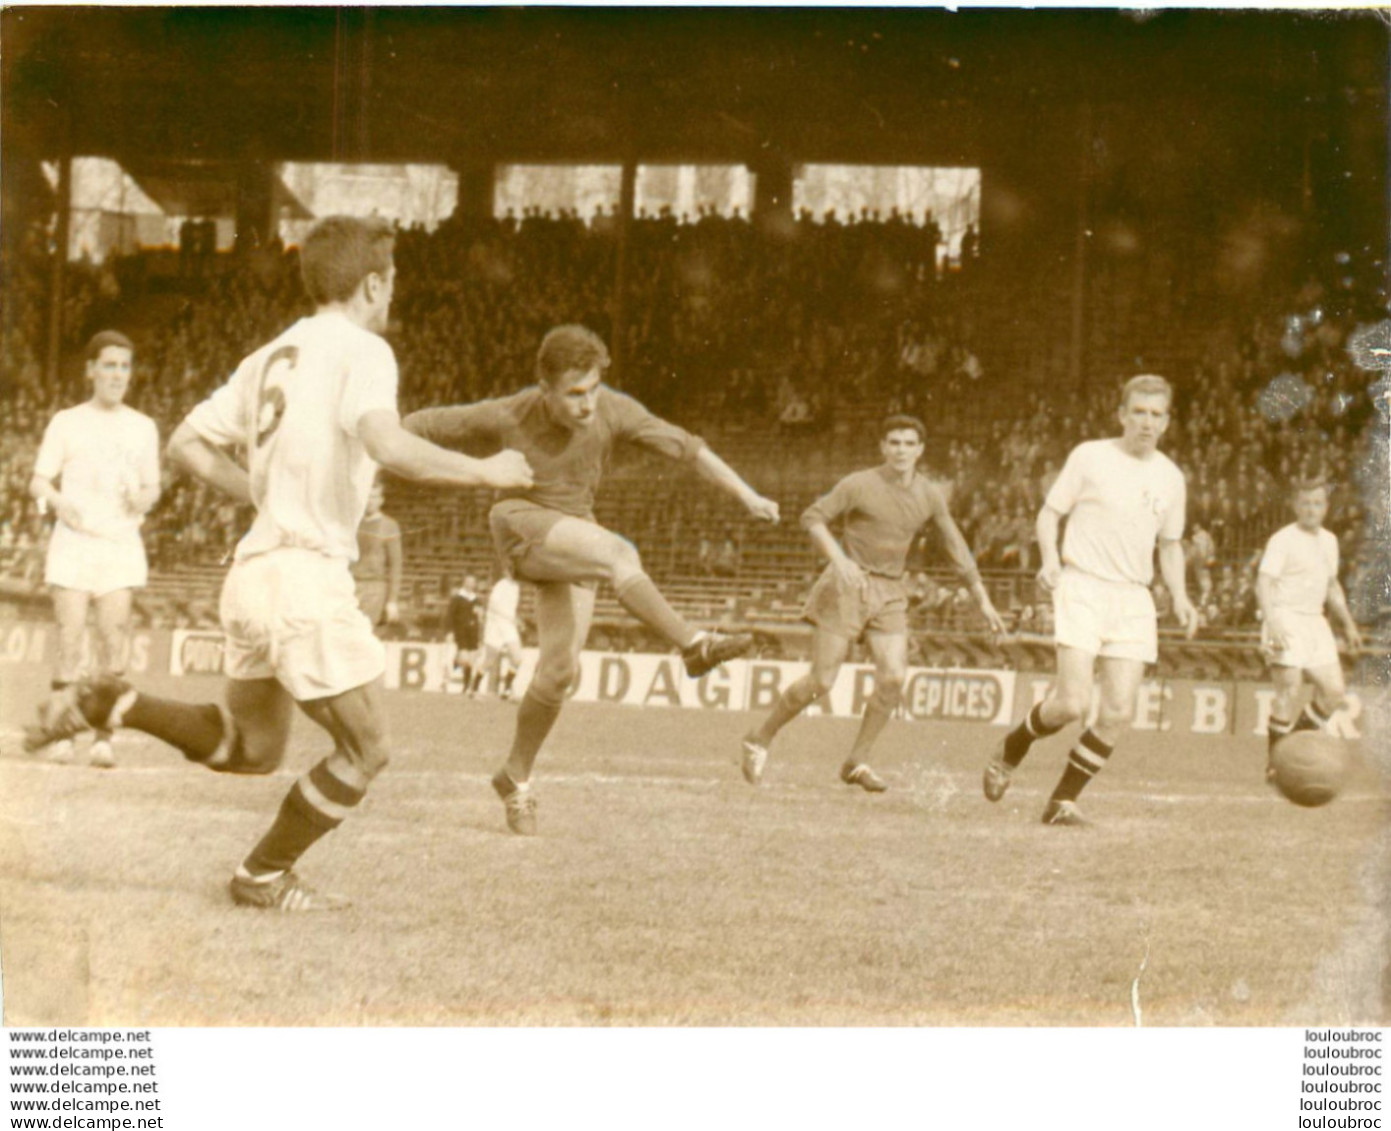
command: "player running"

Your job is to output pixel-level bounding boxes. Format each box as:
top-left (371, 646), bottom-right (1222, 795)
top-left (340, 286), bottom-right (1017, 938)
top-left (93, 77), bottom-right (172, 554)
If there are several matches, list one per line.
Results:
top-left (740, 414), bottom-right (1005, 791)
top-left (982, 375), bottom-right (1198, 825)
top-left (29, 331), bottom-right (161, 769)
top-left (1256, 479), bottom-right (1362, 777)
top-left (23, 215), bottom-right (533, 910)
top-left (403, 323), bottom-right (779, 835)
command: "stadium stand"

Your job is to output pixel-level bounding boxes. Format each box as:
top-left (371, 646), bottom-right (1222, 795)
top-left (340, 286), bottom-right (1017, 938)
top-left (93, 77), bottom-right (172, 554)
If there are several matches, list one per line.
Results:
top-left (2, 203), bottom-right (1384, 683)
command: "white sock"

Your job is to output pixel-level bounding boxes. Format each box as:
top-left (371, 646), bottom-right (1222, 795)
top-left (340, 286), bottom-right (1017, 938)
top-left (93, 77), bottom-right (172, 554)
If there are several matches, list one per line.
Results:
top-left (234, 866), bottom-right (285, 884)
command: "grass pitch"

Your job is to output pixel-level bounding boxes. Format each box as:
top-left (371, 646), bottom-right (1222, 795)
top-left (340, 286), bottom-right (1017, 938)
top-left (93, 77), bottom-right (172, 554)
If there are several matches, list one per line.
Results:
top-left (1, 666), bottom-right (1386, 1027)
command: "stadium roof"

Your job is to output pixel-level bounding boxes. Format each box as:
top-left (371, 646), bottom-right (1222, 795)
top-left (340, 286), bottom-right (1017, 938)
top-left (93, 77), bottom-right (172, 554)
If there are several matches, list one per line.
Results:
top-left (4, 7), bottom-right (1385, 167)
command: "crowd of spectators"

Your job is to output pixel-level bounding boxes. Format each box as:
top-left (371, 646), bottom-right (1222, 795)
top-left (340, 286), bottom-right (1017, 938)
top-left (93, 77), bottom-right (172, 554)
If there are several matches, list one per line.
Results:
top-left (1, 205), bottom-right (1384, 645)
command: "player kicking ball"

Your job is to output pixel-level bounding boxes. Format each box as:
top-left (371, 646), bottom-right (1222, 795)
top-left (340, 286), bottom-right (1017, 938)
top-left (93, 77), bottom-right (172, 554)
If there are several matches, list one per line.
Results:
top-left (741, 415), bottom-right (1005, 792)
top-left (404, 324), bottom-right (780, 835)
top-left (982, 375), bottom-right (1198, 825)
top-left (24, 216), bottom-right (533, 910)
top-left (1256, 479), bottom-right (1362, 779)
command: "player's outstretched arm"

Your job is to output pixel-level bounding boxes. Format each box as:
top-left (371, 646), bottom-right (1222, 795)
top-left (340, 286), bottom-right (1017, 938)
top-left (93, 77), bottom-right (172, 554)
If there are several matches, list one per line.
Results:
top-left (360, 410), bottom-right (532, 491)
top-left (1326, 579), bottom-right (1363, 654)
top-left (1158, 537), bottom-right (1198, 639)
top-left (167, 421), bottom-right (253, 504)
top-left (400, 405), bottom-right (486, 448)
top-left (931, 509), bottom-right (1007, 635)
top-left (691, 446), bottom-right (779, 522)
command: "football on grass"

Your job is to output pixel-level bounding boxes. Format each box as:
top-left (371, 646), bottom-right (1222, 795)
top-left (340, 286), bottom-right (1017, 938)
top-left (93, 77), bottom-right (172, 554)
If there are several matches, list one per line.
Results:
top-left (1270, 732), bottom-right (1349, 808)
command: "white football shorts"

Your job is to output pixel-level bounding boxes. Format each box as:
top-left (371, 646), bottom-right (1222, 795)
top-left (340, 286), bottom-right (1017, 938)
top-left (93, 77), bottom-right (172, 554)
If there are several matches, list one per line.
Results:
top-left (1262, 611), bottom-right (1340, 671)
top-left (219, 548), bottom-right (385, 700)
top-left (45, 525), bottom-right (147, 596)
top-left (484, 617), bottom-right (522, 652)
top-left (1052, 566), bottom-right (1158, 664)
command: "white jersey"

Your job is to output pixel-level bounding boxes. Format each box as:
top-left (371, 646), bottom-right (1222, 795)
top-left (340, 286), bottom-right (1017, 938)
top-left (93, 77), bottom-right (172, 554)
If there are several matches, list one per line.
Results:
top-left (486, 576), bottom-right (521, 630)
top-left (1259, 523), bottom-right (1337, 616)
top-left (1046, 438), bottom-right (1186, 587)
top-left (184, 311), bottom-right (398, 562)
top-left (33, 402), bottom-right (160, 543)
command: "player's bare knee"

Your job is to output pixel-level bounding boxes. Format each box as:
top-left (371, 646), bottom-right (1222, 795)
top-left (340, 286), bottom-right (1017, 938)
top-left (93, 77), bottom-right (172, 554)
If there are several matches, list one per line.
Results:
top-left (531, 658), bottom-right (575, 701)
top-left (348, 739), bottom-right (390, 781)
top-left (95, 625), bottom-right (121, 654)
top-left (1049, 690), bottom-right (1088, 725)
top-left (607, 540), bottom-right (645, 585)
top-left (1096, 701), bottom-right (1135, 733)
top-left (1315, 688), bottom-right (1348, 715)
top-left (56, 621), bottom-right (85, 656)
top-left (872, 676), bottom-right (904, 710)
top-left (340, 715), bottom-right (390, 779)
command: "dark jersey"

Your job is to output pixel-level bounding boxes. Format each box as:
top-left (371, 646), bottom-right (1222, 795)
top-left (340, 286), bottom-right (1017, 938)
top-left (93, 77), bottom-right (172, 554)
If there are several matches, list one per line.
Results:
top-left (403, 385), bottom-right (704, 521)
top-left (351, 511), bottom-right (402, 584)
top-left (801, 466), bottom-right (947, 580)
top-left (448, 590), bottom-right (484, 649)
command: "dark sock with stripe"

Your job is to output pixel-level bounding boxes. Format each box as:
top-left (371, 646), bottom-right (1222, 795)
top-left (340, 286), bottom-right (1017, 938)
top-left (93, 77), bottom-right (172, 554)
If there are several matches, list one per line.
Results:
top-left (1003, 702), bottom-right (1065, 768)
top-left (243, 758), bottom-right (366, 876)
top-left (1294, 703), bottom-right (1330, 734)
top-left (1050, 729), bottom-right (1114, 804)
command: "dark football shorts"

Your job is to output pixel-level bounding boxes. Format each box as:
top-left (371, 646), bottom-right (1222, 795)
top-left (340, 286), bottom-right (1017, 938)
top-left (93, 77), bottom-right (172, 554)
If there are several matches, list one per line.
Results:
top-left (489, 499), bottom-right (599, 591)
top-left (802, 563), bottom-right (908, 638)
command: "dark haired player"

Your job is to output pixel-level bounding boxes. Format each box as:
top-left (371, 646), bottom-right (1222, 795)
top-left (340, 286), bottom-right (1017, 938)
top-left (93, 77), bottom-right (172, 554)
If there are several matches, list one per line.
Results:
top-left (30, 330), bottom-right (160, 768)
top-left (25, 215), bottom-right (533, 909)
top-left (404, 324), bottom-right (780, 835)
top-left (741, 415), bottom-right (1005, 791)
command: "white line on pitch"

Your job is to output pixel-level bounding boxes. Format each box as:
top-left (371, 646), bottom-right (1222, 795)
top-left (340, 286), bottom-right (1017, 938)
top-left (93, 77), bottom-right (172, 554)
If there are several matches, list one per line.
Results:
top-left (0, 757), bottom-right (1381, 807)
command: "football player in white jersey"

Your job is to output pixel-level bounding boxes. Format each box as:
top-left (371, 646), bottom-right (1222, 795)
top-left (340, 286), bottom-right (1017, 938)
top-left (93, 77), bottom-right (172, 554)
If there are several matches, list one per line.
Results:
top-left (983, 374), bottom-right (1199, 825)
top-left (29, 331), bottom-right (160, 769)
top-left (1256, 480), bottom-right (1362, 775)
top-left (480, 569), bottom-right (524, 699)
top-left (24, 216), bottom-right (533, 911)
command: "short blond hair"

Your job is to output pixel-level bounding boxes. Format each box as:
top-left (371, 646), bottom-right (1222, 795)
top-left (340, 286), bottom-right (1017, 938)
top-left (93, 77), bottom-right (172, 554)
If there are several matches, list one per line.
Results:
top-left (1121, 374), bottom-right (1173, 409)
